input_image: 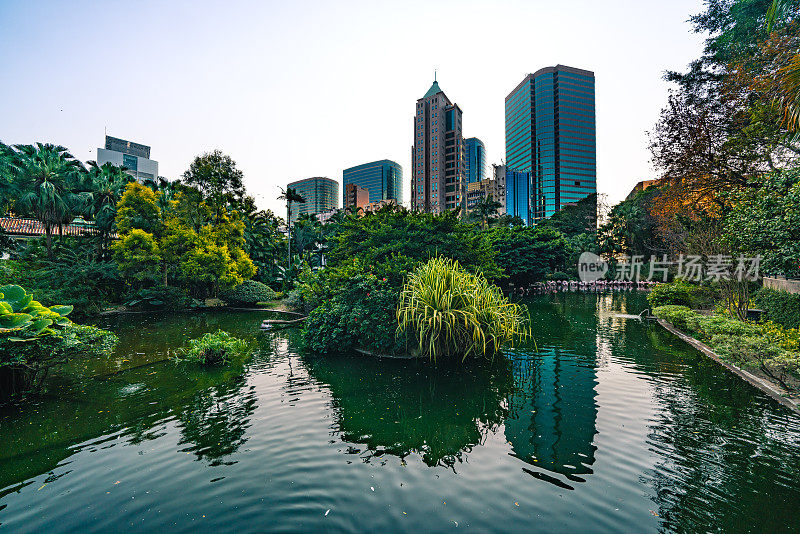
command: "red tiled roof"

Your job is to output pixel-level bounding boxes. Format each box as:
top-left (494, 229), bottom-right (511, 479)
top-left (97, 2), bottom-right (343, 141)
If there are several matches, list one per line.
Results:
top-left (0, 217), bottom-right (101, 237)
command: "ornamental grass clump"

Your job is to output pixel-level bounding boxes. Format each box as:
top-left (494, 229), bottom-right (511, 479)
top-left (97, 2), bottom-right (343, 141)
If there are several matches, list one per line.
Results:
top-left (181, 330), bottom-right (249, 366)
top-left (397, 257), bottom-right (529, 361)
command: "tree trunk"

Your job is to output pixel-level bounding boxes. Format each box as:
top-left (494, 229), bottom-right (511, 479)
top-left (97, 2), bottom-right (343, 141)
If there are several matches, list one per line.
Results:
top-left (45, 225), bottom-right (53, 258)
top-left (162, 263), bottom-right (168, 287)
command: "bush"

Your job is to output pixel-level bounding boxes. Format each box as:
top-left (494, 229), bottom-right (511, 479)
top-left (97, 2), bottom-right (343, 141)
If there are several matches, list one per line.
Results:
top-left (547, 271), bottom-right (571, 282)
top-left (397, 257), bottom-right (529, 360)
top-left (753, 287), bottom-right (800, 329)
top-left (696, 314), bottom-right (761, 337)
top-left (180, 330), bottom-right (249, 366)
top-left (648, 280), bottom-right (714, 309)
top-left (652, 305), bottom-right (700, 332)
top-left (220, 279), bottom-right (278, 306)
top-left (125, 286), bottom-right (192, 311)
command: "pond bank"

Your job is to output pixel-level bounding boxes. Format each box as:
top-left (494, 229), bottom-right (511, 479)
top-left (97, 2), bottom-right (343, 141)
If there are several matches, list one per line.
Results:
top-left (658, 318), bottom-right (800, 414)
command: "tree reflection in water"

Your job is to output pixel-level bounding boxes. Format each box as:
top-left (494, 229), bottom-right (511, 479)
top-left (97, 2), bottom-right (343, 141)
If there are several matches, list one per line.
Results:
top-left (303, 355), bottom-right (515, 468)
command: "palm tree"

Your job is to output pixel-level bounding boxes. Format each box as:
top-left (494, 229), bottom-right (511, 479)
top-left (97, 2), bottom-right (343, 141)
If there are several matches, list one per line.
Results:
top-left (10, 143), bottom-right (86, 257)
top-left (278, 187), bottom-right (306, 269)
top-left (83, 161), bottom-right (133, 256)
top-left (473, 194), bottom-right (502, 230)
top-left (0, 142), bottom-right (16, 215)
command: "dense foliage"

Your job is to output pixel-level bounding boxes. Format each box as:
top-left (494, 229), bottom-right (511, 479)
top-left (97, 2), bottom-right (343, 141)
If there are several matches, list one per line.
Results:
top-left (753, 287), bottom-right (800, 328)
top-left (647, 280), bottom-right (716, 309)
top-left (654, 305), bottom-right (800, 390)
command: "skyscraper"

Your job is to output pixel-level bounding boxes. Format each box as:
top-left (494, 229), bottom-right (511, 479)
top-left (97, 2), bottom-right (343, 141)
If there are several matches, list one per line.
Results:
top-left (342, 159), bottom-right (402, 208)
top-left (501, 164), bottom-right (532, 224)
top-left (505, 65), bottom-right (596, 222)
top-left (411, 79), bottom-right (465, 213)
top-left (464, 137), bottom-right (486, 184)
top-left (286, 177), bottom-right (339, 222)
top-left (97, 135), bottom-right (159, 183)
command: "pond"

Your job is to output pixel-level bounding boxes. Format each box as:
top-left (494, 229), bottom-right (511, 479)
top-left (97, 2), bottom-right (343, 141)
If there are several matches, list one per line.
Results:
top-left (1, 292), bottom-right (800, 532)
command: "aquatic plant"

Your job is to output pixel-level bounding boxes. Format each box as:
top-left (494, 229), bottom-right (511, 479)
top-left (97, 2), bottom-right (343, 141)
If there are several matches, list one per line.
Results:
top-left (181, 330), bottom-right (249, 366)
top-left (0, 284), bottom-right (72, 338)
top-left (397, 257), bottom-right (529, 361)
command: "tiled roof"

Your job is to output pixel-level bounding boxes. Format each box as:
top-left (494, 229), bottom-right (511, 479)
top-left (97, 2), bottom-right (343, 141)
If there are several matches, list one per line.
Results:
top-left (0, 217), bottom-right (101, 236)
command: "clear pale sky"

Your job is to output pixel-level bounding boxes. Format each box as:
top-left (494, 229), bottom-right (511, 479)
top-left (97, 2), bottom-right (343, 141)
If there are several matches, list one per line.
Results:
top-left (0, 0), bottom-right (706, 216)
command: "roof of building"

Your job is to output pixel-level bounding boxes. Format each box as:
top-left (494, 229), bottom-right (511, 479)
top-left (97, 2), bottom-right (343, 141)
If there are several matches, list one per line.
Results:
top-left (423, 80), bottom-right (442, 99)
top-left (0, 217), bottom-right (102, 237)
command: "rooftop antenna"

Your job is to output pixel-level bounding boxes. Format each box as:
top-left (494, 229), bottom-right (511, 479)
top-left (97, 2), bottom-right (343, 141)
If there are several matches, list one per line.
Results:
top-left (434, 69), bottom-right (437, 82)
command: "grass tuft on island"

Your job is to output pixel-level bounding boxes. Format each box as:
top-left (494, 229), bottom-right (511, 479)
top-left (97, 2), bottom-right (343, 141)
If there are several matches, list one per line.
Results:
top-left (398, 257), bottom-right (530, 361)
top-left (178, 330), bottom-right (250, 366)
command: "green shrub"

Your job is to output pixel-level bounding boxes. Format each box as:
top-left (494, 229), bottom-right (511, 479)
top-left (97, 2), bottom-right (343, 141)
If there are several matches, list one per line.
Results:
top-left (696, 314), bottom-right (761, 337)
top-left (180, 330), bottom-right (249, 366)
top-left (125, 286), bottom-right (192, 311)
top-left (652, 305), bottom-right (700, 332)
top-left (547, 271), bottom-right (570, 282)
top-left (220, 279), bottom-right (277, 306)
top-left (753, 287), bottom-right (800, 329)
top-left (397, 257), bottom-right (529, 360)
top-left (648, 280), bottom-right (714, 309)
top-left (303, 270), bottom-right (404, 355)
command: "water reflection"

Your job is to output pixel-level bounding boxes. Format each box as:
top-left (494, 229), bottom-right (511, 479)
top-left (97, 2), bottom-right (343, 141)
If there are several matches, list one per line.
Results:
top-left (303, 355), bottom-right (515, 468)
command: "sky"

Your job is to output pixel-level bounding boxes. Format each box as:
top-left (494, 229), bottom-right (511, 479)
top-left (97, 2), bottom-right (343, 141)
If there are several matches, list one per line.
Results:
top-left (0, 0), bottom-right (707, 216)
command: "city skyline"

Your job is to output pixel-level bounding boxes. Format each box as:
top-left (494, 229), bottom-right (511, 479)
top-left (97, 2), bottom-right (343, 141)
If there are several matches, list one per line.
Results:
top-left (0, 0), bottom-right (707, 217)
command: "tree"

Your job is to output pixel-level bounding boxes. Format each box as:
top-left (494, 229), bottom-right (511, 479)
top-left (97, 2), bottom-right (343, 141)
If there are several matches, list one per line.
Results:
top-left (182, 150), bottom-right (245, 220)
top-left (115, 182), bottom-right (162, 235)
top-left (539, 193), bottom-right (597, 237)
top-left (278, 187), bottom-right (306, 270)
top-left (7, 143), bottom-right (86, 257)
top-left (82, 161), bottom-right (133, 256)
top-left (470, 194), bottom-right (502, 229)
top-left (723, 169), bottom-right (800, 277)
top-left (485, 226), bottom-right (570, 286)
top-left (112, 229), bottom-right (161, 284)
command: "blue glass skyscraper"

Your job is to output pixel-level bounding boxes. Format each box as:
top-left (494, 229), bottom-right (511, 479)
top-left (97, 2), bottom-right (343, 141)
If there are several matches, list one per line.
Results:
top-left (342, 160), bottom-right (402, 207)
top-left (505, 65), bottom-right (596, 222)
top-left (502, 165), bottom-right (531, 224)
top-left (464, 138), bottom-right (486, 184)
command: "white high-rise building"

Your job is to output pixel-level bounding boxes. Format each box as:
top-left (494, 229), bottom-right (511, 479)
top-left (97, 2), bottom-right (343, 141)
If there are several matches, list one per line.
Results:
top-left (96, 135), bottom-right (159, 183)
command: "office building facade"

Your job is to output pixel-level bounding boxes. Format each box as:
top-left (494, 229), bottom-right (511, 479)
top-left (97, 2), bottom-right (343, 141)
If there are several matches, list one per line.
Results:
top-left (411, 80), bottom-right (465, 213)
top-left (505, 65), bottom-right (596, 222)
top-left (342, 159), bottom-right (402, 208)
top-left (96, 135), bottom-right (159, 183)
top-left (466, 164), bottom-right (506, 215)
top-left (464, 137), bottom-right (486, 184)
top-left (501, 164), bottom-right (532, 224)
top-left (345, 183), bottom-right (370, 209)
top-left (287, 177), bottom-right (339, 222)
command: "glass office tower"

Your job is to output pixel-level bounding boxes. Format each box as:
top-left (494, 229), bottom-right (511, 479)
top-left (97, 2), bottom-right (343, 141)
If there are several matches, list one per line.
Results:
top-left (342, 159), bottom-right (402, 208)
top-left (286, 177), bottom-right (339, 222)
top-left (505, 65), bottom-right (596, 222)
top-left (501, 165), bottom-right (531, 224)
top-left (464, 137), bottom-right (486, 184)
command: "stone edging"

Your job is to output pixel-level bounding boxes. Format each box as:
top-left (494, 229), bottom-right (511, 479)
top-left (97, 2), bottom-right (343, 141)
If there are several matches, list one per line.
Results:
top-left (657, 318), bottom-right (800, 414)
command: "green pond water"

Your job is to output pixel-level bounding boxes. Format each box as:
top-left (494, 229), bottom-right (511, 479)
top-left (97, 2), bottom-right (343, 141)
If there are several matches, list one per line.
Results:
top-left (1, 292), bottom-right (800, 532)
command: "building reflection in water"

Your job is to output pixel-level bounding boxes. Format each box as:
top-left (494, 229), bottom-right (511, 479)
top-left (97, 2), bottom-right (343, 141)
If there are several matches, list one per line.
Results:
top-left (504, 293), bottom-right (602, 489)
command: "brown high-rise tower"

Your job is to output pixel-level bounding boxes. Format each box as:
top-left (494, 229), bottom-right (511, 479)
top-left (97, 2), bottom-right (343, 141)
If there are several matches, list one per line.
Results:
top-left (411, 79), bottom-right (465, 213)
